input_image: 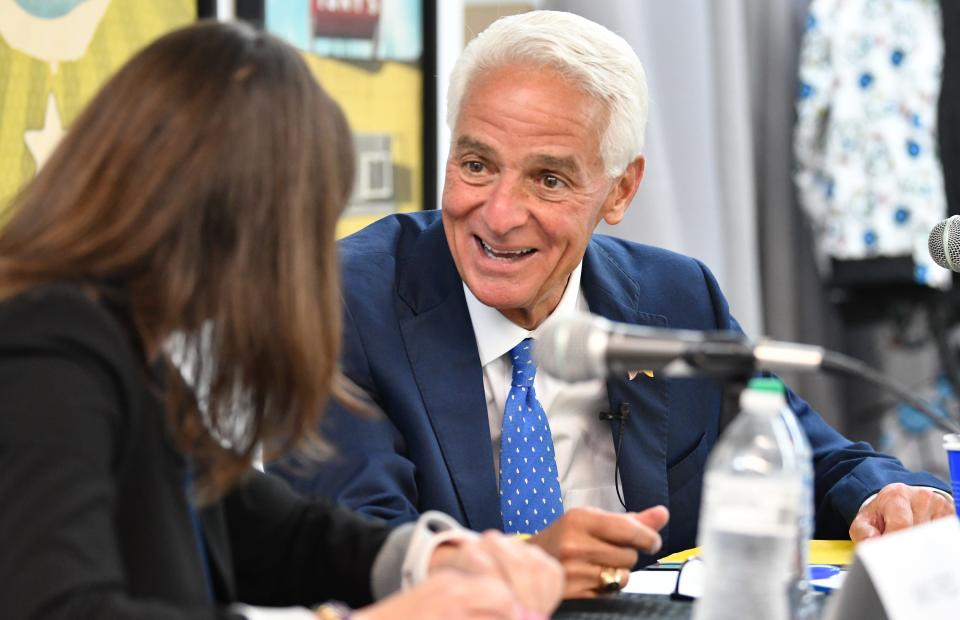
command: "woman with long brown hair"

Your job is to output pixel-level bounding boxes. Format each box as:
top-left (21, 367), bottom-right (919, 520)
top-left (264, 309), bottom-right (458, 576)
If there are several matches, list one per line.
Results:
top-left (0, 21), bottom-right (562, 620)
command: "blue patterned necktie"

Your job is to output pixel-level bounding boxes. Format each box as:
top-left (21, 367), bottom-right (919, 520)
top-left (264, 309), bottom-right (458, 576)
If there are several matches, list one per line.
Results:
top-left (498, 338), bottom-right (564, 534)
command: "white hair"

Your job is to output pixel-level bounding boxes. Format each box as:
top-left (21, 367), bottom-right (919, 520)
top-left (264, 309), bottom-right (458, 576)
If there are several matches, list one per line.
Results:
top-left (446, 10), bottom-right (648, 177)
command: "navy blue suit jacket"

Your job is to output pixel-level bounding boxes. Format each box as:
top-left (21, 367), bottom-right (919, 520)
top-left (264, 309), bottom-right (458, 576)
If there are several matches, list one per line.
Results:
top-left (272, 211), bottom-right (947, 562)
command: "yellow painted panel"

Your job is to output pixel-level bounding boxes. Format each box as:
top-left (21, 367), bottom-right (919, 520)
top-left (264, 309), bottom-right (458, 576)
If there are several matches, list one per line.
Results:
top-left (0, 0), bottom-right (195, 213)
top-left (301, 54), bottom-right (423, 238)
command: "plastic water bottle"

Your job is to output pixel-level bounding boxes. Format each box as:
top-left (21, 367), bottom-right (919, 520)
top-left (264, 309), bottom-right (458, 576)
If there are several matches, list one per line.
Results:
top-left (693, 377), bottom-right (812, 620)
top-left (778, 387), bottom-right (816, 620)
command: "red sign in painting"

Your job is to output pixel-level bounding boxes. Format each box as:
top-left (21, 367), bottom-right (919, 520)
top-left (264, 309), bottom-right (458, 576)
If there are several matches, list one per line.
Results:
top-left (311, 1), bottom-right (381, 40)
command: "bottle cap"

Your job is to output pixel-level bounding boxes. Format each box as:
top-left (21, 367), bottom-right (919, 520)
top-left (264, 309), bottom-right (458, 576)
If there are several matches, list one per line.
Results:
top-left (747, 377), bottom-right (786, 394)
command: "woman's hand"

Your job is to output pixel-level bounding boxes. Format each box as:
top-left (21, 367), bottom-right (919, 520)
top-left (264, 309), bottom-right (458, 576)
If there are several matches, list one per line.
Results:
top-left (426, 530), bottom-right (564, 615)
top-left (352, 571), bottom-right (548, 620)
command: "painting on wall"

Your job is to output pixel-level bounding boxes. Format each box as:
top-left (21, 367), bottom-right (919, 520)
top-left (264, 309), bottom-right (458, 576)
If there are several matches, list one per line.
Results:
top-left (0, 0), bottom-right (195, 215)
top-left (265, 0), bottom-right (429, 237)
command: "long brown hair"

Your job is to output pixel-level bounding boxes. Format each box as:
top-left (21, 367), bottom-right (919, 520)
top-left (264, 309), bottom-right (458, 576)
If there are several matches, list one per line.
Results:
top-left (0, 21), bottom-right (356, 496)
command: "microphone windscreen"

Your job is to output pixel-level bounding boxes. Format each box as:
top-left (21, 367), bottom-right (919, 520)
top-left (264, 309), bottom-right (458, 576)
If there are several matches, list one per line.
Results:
top-left (929, 215), bottom-right (960, 272)
top-left (534, 314), bottom-right (609, 382)
top-left (929, 219), bottom-right (949, 269)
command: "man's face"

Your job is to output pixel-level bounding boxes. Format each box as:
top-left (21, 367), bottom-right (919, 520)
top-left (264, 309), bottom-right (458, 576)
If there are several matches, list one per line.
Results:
top-left (441, 64), bottom-right (643, 329)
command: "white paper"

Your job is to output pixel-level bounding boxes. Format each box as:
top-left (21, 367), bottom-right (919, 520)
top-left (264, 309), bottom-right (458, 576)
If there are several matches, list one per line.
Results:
top-left (623, 570), bottom-right (678, 595)
top-left (857, 517), bottom-right (960, 620)
top-left (824, 517), bottom-right (960, 620)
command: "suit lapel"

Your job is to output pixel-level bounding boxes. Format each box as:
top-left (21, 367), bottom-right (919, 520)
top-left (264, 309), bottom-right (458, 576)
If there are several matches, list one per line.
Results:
top-left (394, 228), bottom-right (675, 537)
top-left (582, 241), bottom-right (672, 556)
top-left (396, 219), bottom-right (502, 531)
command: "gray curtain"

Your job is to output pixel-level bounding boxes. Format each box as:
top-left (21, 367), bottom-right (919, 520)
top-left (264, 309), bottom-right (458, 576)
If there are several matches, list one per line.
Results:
top-left (744, 0), bottom-right (847, 429)
top-left (543, 0), bottom-right (764, 339)
top-left (544, 0), bottom-right (848, 427)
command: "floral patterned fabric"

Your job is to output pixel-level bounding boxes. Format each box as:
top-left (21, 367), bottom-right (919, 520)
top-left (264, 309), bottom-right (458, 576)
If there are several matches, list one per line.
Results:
top-left (794, 0), bottom-right (948, 287)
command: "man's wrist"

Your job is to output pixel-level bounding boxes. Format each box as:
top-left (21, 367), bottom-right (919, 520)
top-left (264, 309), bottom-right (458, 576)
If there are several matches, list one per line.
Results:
top-left (857, 486), bottom-right (953, 513)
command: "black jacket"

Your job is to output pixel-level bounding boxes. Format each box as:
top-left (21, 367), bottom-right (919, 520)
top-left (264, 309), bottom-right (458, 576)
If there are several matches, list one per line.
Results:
top-left (0, 284), bottom-right (391, 619)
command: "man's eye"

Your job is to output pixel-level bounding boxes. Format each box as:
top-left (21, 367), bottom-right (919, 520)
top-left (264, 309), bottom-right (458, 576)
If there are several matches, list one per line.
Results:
top-left (541, 174), bottom-right (565, 189)
top-left (465, 161), bottom-right (485, 174)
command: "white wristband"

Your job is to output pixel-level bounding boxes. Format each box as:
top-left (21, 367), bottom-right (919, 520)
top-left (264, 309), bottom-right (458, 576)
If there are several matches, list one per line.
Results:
top-left (400, 511), bottom-right (477, 590)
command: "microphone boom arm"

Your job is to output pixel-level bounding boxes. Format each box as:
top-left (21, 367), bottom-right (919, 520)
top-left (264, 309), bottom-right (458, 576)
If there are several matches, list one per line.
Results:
top-left (536, 315), bottom-right (960, 433)
top-left (608, 331), bottom-right (960, 434)
top-left (819, 350), bottom-right (960, 434)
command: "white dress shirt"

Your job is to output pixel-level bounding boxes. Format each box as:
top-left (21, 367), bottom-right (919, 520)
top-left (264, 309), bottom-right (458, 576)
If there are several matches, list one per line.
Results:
top-left (463, 262), bottom-right (626, 514)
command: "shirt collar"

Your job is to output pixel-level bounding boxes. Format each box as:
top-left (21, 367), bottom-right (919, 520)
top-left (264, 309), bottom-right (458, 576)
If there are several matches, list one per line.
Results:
top-left (464, 261), bottom-right (585, 367)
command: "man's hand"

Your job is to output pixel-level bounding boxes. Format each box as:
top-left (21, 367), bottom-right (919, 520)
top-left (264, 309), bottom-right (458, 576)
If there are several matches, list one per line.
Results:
top-left (427, 530), bottom-right (564, 617)
top-left (528, 505), bottom-right (669, 598)
top-left (849, 483), bottom-right (956, 542)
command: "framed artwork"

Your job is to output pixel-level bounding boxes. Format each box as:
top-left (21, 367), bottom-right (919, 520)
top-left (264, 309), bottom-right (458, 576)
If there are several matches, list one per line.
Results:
top-left (261, 0), bottom-right (436, 237)
top-left (0, 0), bottom-right (195, 214)
top-left (0, 0), bottom-right (434, 238)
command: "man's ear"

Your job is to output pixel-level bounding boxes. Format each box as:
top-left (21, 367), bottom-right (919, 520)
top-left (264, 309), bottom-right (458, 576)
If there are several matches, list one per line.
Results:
top-left (602, 156), bottom-right (645, 226)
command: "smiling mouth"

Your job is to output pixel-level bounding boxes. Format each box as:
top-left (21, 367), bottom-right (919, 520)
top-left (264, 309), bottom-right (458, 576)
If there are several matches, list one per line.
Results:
top-left (476, 236), bottom-right (537, 261)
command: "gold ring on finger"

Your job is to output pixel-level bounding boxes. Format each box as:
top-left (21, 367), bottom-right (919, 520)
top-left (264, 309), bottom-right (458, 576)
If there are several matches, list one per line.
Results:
top-left (599, 566), bottom-right (627, 593)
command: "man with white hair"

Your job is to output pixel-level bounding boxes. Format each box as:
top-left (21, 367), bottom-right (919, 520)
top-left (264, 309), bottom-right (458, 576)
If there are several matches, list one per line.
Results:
top-left (273, 10), bottom-right (953, 597)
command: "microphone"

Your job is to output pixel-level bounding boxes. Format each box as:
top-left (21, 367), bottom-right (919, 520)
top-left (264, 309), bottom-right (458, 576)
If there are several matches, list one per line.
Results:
top-left (534, 313), bottom-right (825, 382)
top-left (928, 215), bottom-right (960, 271)
top-left (535, 313), bottom-right (960, 433)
